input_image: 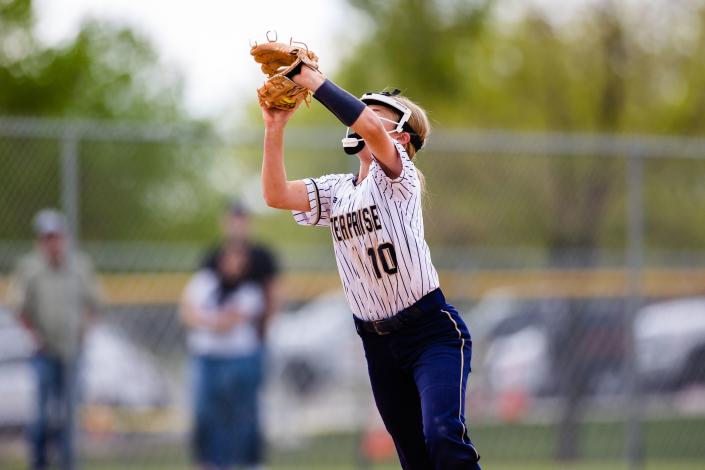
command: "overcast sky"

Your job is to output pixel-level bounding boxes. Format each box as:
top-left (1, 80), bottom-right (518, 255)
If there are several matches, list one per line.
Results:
top-left (33, 0), bottom-right (355, 119)
top-left (32, 0), bottom-right (605, 119)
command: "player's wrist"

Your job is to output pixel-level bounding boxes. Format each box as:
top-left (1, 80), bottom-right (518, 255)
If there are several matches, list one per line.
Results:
top-left (313, 79), bottom-right (366, 127)
top-left (295, 66), bottom-right (326, 92)
top-left (264, 121), bottom-right (287, 133)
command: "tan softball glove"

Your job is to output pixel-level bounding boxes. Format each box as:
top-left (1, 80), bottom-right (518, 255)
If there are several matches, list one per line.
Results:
top-left (250, 34), bottom-right (319, 110)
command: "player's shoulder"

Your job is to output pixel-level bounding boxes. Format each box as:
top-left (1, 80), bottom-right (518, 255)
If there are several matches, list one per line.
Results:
top-left (311, 172), bottom-right (352, 187)
top-left (372, 141), bottom-right (413, 171)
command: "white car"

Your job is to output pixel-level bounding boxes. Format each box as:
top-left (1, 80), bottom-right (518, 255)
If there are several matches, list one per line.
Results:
top-left (264, 292), bottom-right (372, 439)
top-left (484, 325), bottom-right (550, 396)
top-left (266, 291), bottom-right (367, 397)
top-left (636, 297), bottom-right (705, 390)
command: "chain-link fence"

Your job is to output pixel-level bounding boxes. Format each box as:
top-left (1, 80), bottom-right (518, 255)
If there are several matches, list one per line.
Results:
top-left (1, 117), bottom-right (705, 469)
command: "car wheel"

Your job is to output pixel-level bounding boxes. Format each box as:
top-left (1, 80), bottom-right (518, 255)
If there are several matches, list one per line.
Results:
top-left (282, 357), bottom-right (321, 397)
top-left (677, 346), bottom-right (705, 388)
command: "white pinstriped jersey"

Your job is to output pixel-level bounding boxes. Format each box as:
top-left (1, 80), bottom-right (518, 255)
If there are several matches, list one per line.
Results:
top-left (293, 141), bottom-right (440, 321)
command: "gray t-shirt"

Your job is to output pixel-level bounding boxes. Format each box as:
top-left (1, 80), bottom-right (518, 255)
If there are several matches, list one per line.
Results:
top-left (9, 250), bottom-right (101, 359)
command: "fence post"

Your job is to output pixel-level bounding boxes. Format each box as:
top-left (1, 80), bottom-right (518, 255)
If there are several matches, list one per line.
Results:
top-left (61, 126), bottom-right (80, 242)
top-left (625, 150), bottom-right (644, 469)
top-left (60, 124), bottom-right (82, 470)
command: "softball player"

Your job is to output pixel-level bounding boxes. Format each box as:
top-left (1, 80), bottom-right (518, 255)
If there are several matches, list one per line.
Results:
top-left (259, 64), bottom-right (481, 469)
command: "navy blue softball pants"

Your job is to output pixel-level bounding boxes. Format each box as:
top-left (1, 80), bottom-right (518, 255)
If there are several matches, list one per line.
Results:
top-left (356, 303), bottom-right (481, 470)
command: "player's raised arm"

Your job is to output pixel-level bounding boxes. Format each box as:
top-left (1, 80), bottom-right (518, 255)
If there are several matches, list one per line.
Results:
top-left (292, 67), bottom-right (403, 178)
top-left (260, 103), bottom-right (311, 212)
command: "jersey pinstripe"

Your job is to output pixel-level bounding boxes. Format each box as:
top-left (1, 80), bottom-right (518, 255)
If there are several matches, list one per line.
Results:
top-left (292, 141), bottom-right (440, 321)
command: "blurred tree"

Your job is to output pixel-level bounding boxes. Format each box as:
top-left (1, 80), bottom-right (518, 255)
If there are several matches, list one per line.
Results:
top-left (0, 0), bottom-right (220, 242)
top-left (0, 0), bottom-right (185, 119)
top-left (333, 0), bottom-right (705, 252)
top-left (337, 0), bottom-right (493, 116)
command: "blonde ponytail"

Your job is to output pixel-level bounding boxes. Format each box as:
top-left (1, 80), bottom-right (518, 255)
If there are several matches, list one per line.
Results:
top-left (393, 95), bottom-right (430, 193)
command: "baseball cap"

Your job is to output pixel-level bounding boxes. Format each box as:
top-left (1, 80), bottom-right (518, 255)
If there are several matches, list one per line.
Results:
top-left (33, 209), bottom-right (67, 236)
top-left (225, 197), bottom-right (250, 217)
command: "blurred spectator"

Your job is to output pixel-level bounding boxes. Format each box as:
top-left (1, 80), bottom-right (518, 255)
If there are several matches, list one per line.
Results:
top-left (7, 209), bottom-right (101, 470)
top-left (202, 198), bottom-right (280, 342)
top-left (181, 238), bottom-right (271, 470)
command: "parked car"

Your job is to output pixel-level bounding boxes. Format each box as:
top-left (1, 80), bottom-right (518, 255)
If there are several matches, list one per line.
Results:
top-left (472, 293), bottom-right (705, 398)
top-left (636, 297), bottom-right (705, 391)
top-left (0, 308), bottom-right (170, 430)
top-left (267, 291), bottom-right (367, 397)
top-left (470, 292), bottom-right (625, 396)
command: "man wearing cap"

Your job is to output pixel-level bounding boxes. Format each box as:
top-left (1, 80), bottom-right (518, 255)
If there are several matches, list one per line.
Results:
top-left (8, 209), bottom-right (101, 470)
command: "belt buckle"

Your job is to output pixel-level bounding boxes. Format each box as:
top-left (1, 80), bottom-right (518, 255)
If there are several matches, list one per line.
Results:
top-left (371, 320), bottom-right (390, 336)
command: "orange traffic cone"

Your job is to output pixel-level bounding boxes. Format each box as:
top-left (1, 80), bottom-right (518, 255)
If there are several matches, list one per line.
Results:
top-left (361, 427), bottom-right (396, 462)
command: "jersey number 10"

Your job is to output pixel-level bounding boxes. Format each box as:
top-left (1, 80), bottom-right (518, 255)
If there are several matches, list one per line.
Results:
top-left (366, 243), bottom-right (398, 278)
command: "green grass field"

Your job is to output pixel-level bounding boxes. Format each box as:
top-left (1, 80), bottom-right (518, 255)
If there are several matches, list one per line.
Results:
top-left (2, 416), bottom-right (703, 469)
top-left (0, 460), bottom-right (697, 470)
top-left (4, 456), bottom-right (705, 469)
top-left (276, 464), bottom-right (699, 470)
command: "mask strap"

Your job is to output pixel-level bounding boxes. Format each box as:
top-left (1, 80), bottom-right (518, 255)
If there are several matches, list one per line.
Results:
top-left (341, 123), bottom-right (402, 148)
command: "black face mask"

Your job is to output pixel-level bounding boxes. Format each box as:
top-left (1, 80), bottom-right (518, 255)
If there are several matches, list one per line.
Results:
top-left (343, 131), bottom-right (365, 155)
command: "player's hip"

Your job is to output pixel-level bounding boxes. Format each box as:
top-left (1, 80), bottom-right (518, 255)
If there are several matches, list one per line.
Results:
top-left (354, 288), bottom-right (471, 341)
top-left (358, 302), bottom-right (473, 378)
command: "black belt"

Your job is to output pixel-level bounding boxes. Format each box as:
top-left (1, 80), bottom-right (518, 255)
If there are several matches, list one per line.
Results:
top-left (354, 288), bottom-right (446, 336)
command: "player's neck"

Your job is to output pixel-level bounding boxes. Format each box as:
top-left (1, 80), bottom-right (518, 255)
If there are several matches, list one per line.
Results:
top-left (355, 161), bottom-right (371, 185)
